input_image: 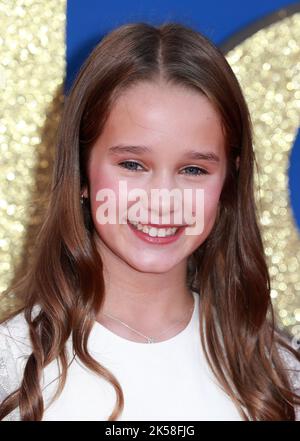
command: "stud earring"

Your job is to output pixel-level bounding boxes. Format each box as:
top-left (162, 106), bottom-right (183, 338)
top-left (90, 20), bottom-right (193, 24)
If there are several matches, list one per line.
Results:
top-left (80, 194), bottom-right (84, 205)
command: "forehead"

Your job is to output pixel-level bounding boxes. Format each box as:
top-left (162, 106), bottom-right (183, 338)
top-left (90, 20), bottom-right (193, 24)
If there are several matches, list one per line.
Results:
top-left (95, 81), bottom-right (225, 155)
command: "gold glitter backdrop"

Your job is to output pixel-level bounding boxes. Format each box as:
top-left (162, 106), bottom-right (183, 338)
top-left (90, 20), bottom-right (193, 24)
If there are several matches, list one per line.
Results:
top-left (0, 0), bottom-right (66, 316)
top-left (0, 4), bottom-right (299, 339)
top-left (225, 12), bottom-right (300, 340)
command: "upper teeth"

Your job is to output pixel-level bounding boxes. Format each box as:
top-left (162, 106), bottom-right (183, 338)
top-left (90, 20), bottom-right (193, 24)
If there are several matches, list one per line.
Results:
top-left (129, 220), bottom-right (179, 237)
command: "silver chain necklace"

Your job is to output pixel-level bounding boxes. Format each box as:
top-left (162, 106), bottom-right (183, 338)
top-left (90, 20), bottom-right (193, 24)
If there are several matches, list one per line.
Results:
top-left (103, 297), bottom-right (195, 344)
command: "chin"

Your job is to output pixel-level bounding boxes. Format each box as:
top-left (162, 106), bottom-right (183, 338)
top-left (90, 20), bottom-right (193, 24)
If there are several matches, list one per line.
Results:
top-left (124, 256), bottom-right (179, 274)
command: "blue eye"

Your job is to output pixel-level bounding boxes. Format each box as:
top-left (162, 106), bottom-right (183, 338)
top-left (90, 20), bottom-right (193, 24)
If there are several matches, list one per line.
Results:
top-left (118, 161), bottom-right (209, 175)
top-left (119, 161), bottom-right (144, 171)
top-left (181, 166), bottom-right (209, 176)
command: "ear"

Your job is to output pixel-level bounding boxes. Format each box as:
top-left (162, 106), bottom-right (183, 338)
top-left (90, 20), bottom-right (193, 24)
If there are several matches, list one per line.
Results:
top-left (235, 156), bottom-right (240, 171)
top-left (81, 186), bottom-right (89, 198)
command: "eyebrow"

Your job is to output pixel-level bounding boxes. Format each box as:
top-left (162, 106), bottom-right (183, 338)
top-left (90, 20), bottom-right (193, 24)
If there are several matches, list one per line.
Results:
top-left (107, 145), bottom-right (220, 163)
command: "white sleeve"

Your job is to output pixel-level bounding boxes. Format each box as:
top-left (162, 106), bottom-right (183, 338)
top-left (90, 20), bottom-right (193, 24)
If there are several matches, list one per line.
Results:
top-left (0, 306), bottom-right (42, 421)
top-left (0, 326), bottom-right (23, 421)
top-left (278, 346), bottom-right (300, 421)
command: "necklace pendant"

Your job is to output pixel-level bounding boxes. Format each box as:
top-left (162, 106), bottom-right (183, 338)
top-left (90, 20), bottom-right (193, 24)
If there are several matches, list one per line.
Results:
top-left (147, 337), bottom-right (155, 344)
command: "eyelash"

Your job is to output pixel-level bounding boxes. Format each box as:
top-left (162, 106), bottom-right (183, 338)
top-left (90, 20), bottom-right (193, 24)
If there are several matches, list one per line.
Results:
top-left (118, 161), bottom-right (209, 176)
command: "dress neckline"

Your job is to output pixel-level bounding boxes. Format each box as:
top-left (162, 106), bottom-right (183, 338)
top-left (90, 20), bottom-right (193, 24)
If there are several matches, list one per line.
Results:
top-left (89, 290), bottom-right (199, 349)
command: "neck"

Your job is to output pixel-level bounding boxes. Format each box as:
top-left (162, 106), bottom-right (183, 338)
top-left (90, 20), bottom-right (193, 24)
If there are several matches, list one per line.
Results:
top-left (94, 234), bottom-right (194, 334)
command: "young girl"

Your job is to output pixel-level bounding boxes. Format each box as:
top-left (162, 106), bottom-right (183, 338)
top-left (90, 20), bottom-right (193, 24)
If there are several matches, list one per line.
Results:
top-left (0, 21), bottom-right (300, 421)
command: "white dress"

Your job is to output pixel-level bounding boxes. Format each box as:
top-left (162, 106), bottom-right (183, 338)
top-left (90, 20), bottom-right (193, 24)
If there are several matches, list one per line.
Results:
top-left (0, 291), bottom-right (299, 421)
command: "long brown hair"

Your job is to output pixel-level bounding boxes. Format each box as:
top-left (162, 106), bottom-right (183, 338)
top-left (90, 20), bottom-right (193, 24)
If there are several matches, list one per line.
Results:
top-left (1, 21), bottom-right (300, 421)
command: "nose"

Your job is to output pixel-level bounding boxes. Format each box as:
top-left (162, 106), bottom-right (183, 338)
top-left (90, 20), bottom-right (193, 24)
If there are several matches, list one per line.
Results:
top-left (144, 171), bottom-right (183, 224)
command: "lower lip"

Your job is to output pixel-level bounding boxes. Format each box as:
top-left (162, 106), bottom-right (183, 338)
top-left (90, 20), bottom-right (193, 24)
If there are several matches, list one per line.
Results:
top-left (128, 222), bottom-right (186, 244)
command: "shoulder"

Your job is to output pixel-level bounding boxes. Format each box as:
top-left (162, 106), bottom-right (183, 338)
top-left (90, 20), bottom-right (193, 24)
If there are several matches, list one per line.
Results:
top-left (0, 307), bottom-right (34, 377)
top-left (277, 344), bottom-right (300, 388)
top-left (276, 337), bottom-right (300, 420)
top-left (0, 305), bottom-right (40, 417)
top-left (0, 304), bottom-right (42, 369)
top-left (0, 304), bottom-right (41, 354)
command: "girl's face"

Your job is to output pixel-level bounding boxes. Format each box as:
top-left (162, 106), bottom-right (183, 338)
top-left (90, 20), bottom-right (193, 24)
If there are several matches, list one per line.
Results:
top-left (85, 81), bottom-right (227, 273)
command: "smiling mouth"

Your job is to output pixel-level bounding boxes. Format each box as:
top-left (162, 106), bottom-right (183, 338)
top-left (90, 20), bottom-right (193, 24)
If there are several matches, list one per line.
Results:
top-left (128, 219), bottom-right (184, 237)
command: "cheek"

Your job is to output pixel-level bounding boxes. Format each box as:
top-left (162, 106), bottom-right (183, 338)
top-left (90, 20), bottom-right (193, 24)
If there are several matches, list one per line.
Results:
top-left (202, 181), bottom-right (223, 231)
top-left (189, 180), bottom-right (223, 236)
top-left (88, 165), bottom-right (139, 230)
top-left (90, 176), bottom-right (118, 202)
top-left (88, 164), bottom-right (119, 231)
top-left (203, 186), bottom-right (221, 216)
